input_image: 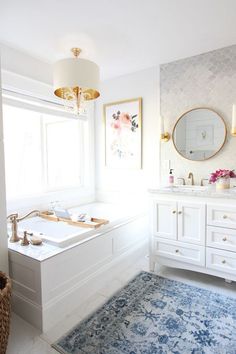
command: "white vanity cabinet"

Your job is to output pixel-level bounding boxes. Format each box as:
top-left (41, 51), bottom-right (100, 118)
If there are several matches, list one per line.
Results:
top-left (149, 190), bottom-right (236, 282)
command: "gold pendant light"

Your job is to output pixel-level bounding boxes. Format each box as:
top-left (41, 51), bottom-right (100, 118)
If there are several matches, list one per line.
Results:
top-left (53, 47), bottom-right (100, 115)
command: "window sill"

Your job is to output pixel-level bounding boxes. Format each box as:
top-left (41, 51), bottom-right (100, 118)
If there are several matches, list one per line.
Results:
top-left (6, 185), bottom-right (95, 215)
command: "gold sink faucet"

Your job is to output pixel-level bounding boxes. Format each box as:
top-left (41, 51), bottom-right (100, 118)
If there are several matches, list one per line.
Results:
top-left (7, 210), bottom-right (40, 243)
top-left (188, 172), bottom-right (194, 185)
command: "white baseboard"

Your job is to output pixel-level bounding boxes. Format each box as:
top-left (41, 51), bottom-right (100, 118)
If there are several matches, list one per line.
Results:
top-left (12, 291), bottom-right (43, 331)
top-left (155, 257), bottom-right (236, 282)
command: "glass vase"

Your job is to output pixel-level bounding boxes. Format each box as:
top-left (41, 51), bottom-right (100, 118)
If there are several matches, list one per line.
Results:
top-left (216, 177), bottom-right (230, 190)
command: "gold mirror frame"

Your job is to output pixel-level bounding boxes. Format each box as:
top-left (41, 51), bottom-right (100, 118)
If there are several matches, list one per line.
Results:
top-left (172, 107), bottom-right (227, 161)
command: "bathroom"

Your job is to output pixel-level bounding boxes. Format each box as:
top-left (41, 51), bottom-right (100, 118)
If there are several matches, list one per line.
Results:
top-left (1, 1), bottom-right (236, 353)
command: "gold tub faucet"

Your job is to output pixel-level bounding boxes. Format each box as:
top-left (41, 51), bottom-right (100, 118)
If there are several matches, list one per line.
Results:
top-left (7, 210), bottom-right (40, 243)
top-left (21, 231), bottom-right (33, 246)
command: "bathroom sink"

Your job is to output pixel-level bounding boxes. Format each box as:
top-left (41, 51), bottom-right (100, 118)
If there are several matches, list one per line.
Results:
top-left (163, 185), bottom-right (209, 193)
top-left (176, 185), bottom-right (208, 191)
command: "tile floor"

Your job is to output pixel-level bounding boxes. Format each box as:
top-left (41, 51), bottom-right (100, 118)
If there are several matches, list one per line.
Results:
top-left (6, 255), bottom-right (236, 354)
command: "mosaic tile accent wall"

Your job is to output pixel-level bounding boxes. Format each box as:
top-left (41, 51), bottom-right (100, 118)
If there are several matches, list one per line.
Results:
top-left (160, 45), bottom-right (236, 185)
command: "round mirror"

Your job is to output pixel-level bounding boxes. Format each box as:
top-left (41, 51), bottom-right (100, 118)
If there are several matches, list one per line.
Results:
top-left (172, 108), bottom-right (227, 161)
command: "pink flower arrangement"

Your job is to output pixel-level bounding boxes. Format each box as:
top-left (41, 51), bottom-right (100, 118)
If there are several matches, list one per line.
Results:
top-left (209, 169), bottom-right (236, 184)
top-left (111, 110), bottom-right (139, 134)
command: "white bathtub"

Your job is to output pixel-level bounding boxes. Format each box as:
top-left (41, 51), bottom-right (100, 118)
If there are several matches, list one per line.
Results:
top-left (17, 202), bottom-right (143, 248)
top-left (9, 202), bottom-right (148, 332)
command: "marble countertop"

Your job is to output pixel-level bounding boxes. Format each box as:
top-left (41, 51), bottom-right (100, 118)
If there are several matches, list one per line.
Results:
top-left (8, 227), bottom-right (110, 262)
top-left (148, 186), bottom-right (236, 199)
top-left (8, 240), bottom-right (61, 262)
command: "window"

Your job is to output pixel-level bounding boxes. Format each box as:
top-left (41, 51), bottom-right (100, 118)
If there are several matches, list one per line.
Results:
top-left (3, 103), bottom-right (85, 199)
top-left (45, 115), bottom-right (83, 189)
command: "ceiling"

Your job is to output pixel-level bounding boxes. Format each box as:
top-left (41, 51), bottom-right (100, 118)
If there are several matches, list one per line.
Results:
top-left (1, 0), bottom-right (236, 80)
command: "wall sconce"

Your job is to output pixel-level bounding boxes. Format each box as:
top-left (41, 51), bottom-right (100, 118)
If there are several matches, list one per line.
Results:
top-left (160, 115), bottom-right (170, 142)
top-left (232, 104), bottom-right (236, 136)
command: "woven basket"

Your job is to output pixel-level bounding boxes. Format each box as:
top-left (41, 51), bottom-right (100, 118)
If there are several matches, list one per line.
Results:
top-left (0, 272), bottom-right (12, 354)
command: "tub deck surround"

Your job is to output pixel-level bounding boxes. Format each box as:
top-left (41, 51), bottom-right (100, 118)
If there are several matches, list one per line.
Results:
top-left (8, 240), bottom-right (59, 261)
top-left (8, 202), bottom-right (145, 254)
top-left (149, 187), bottom-right (236, 283)
top-left (8, 202), bottom-right (147, 332)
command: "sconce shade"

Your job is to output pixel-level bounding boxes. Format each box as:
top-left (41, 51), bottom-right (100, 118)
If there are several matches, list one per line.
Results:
top-left (53, 57), bottom-right (100, 101)
top-left (160, 115), bottom-right (170, 142)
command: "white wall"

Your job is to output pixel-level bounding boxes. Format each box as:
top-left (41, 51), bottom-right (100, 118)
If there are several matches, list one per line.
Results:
top-left (1, 43), bottom-right (52, 85)
top-left (95, 67), bottom-right (160, 203)
top-left (0, 56), bottom-right (8, 273)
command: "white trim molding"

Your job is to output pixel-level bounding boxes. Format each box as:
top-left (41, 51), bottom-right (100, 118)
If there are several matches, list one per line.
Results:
top-left (0, 54), bottom-right (8, 273)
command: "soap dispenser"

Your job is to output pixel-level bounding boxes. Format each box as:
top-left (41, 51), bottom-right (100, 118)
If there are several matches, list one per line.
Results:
top-left (169, 169), bottom-right (174, 186)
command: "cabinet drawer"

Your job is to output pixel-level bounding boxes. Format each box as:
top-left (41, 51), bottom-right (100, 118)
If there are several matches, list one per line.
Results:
top-left (207, 204), bottom-right (236, 228)
top-left (206, 247), bottom-right (236, 275)
top-left (207, 226), bottom-right (236, 252)
top-left (153, 238), bottom-right (205, 266)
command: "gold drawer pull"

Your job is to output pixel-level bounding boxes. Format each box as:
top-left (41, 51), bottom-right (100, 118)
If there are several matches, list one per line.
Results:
top-left (172, 210), bottom-right (176, 214)
top-left (175, 249), bottom-right (179, 253)
top-left (222, 260), bottom-right (226, 264)
top-left (178, 211), bottom-right (182, 215)
top-left (222, 237), bottom-right (227, 242)
top-left (223, 215), bottom-right (228, 219)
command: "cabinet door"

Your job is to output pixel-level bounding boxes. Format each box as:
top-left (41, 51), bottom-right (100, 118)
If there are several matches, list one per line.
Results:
top-left (178, 202), bottom-right (205, 245)
top-left (152, 200), bottom-right (177, 240)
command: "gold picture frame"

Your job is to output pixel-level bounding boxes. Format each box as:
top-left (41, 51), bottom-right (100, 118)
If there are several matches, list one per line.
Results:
top-left (103, 98), bottom-right (142, 168)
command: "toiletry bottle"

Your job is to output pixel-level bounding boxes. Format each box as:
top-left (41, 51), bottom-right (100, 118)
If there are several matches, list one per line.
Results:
top-left (169, 169), bottom-right (174, 186)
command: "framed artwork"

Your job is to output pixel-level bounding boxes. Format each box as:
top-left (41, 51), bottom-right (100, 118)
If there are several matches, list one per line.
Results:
top-left (103, 98), bottom-right (142, 169)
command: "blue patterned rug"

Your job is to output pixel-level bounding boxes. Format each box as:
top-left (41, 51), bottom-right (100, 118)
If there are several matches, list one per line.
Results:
top-left (52, 271), bottom-right (236, 354)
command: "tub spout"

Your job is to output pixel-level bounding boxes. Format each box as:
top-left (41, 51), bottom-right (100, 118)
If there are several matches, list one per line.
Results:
top-left (7, 210), bottom-right (40, 243)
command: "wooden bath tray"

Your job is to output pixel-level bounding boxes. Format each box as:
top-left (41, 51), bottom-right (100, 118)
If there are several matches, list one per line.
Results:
top-left (39, 211), bottom-right (109, 229)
